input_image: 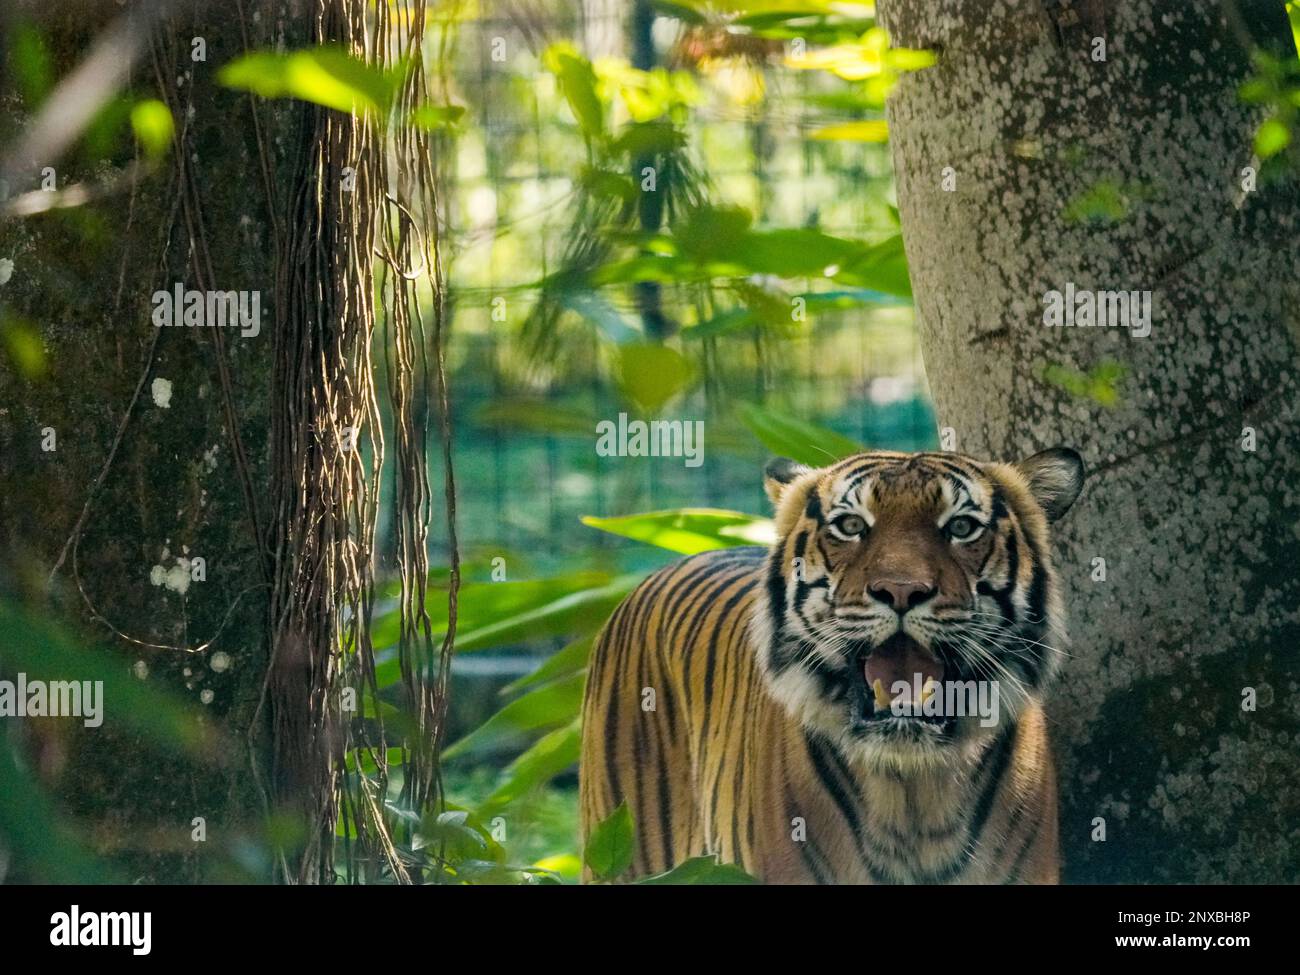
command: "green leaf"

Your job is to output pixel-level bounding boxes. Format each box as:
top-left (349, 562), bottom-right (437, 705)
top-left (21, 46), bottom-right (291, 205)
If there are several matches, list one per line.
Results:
top-left (830, 233), bottom-right (912, 298)
top-left (372, 570), bottom-right (613, 654)
top-left (442, 672), bottom-right (586, 759)
top-left (218, 47), bottom-right (404, 116)
top-left (407, 104), bottom-right (466, 130)
top-left (736, 402), bottom-right (864, 467)
top-left (809, 119), bottom-right (889, 142)
top-left (584, 801), bottom-right (635, 881)
top-left (501, 635), bottom-right (594, 696)
top-left (1255, 117), bottom-right (1291, 159)
top-left (582, 508), bottom-right (774, 554)
top-left (451, 576), bottom-right (639, 654)
top-left (616, 342), bottom-right (694, 413)
top-left (543, 43), bottom-right (604, 139)
top-left (0, 600), bottom-right (211, 756)
top-left (476, 720), bottom-right (582, 815)
top-left (129, 99), bottom-right (174, 159)
top-left (638, 855), bottom-right (760, 884)
top-left (11, 20), bottom-right (53, 106)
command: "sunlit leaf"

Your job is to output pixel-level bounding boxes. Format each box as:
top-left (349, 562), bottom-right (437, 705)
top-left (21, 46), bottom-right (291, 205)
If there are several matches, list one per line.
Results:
top-left (407, 104), bottom-right (466, 130)
top-left (218, 47), bottom-right (404, 116)
top-left (543, 43), bottom-right (604, 138)
top-left (129, 99), bottom-right (174, 159)
top-left (1255, 117), bottom-right (1291, 159)
top-left (810, 119), bottom-right (889, 142)
top-left (582, 508), bottom-right (774, 554)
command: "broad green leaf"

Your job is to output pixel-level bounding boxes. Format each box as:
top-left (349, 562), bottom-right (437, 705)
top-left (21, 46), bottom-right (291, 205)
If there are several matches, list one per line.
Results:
top-left (451, 576), bottom-right (639, 653)
top-left (638, 855), bottom-right (760, 884)
top-left (476, 720), bottom-right (582, 815)
top-left (372, 571), bottom-right (613, 652)
top-left (585, 801), bottom-right (635, 881)
top-left (616, 342), bottom-right (694, 413)
top-left (130, 99), bottom-right (174, 159)
top-left (501, 635), bottom-right (594, 696)
top-left (831, 233), bottom-right (913, 298)
top-left (218, 47), bottom-right (404, 116)
top-left (543, 43), bottom-right (604, 138)
top-left (442, 672), bottom-right (586, 759)
top-left (736, 402), bottom-right (864, 467)
top-left (582, 508), bottom-right (774, 554)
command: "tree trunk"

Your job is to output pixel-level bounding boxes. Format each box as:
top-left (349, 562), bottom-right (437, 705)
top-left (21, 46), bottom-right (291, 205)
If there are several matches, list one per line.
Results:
top-left (880, 0), bottom-right (1300, 882)
top-left (0, 0), bottom-right (307, 882)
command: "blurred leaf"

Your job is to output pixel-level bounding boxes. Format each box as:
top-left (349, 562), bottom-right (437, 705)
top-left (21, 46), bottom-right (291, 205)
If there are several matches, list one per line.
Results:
top-left (11, 20), bottom-right (53, 106)
top-left (407, 104), bottom-right (466, 130)
top-left (810, 119), bottom-right (889, 142)
top-left (476, 719), bottom-right (581, 815)
top-left (129, 99), bottom-right (174, 159)
top-left (0, 601), bottom-right (211, 756)
top-left (0, 313), bottom-right (47, 379)
top-left (443, 673), bottom-right (585, 759)
top-left (218, 47), bottom-right (404, 116)
top-left (736, 402), bottom-right (864, 466)
top-left (608, 121), bottom-right (687, 157)
top-left (582, 508), bottom-right (774, 554)
top-left (638, 854), bottom-right (760, 884)
top-left (584, 801), bottom-right (634, 881)
top-left (533, 851), bottom-right (582, 882)
top-left (0, 741), bottom-right (111, 882)
top-left (543, 43), bottom-right (604, 139)
top-left (1041, 360), bottom-right (1126, 407)
top-left (501, 635), bottom-right (594, 696)
top-left (1255, 117), bottom-right (1291, 158)
top-left (831, 233), bottom-right (912, 298)
top-left (616, 342), bottom-right (694, 412)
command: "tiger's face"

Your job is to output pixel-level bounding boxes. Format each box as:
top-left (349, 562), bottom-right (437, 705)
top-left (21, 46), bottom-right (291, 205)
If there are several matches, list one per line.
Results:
top-left (755, 448), bottom-right (1084, 771)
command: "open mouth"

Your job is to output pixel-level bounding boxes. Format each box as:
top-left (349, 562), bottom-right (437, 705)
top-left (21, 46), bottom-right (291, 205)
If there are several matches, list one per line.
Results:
top-left (850, 632), bottom-right (951, 727)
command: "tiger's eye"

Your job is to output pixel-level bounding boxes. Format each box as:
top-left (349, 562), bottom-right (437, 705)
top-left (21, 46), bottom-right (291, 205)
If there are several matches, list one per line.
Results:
top-left (833, 514), bottom-right (866, 537)
top-left (946, 515), bottom-right (978, 539)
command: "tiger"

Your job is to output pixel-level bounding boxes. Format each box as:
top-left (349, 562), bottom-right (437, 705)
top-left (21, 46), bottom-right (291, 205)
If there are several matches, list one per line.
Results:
top-left (578, 447), bottom-right (1085, 884)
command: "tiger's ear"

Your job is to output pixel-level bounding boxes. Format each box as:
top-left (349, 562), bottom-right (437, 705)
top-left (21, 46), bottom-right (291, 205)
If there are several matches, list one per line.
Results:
top-left (764, 457), bottom-right (812, 507)
top-left (1014, 447), bottom-right (1085, 522)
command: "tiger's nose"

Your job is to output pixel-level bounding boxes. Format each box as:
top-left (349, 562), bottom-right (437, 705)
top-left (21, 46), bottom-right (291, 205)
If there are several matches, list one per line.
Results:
top-left (867, 579), bottom-right (937, 612)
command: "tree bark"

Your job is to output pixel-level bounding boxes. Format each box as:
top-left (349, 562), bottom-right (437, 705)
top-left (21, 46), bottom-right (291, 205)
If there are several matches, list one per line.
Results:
top-left (880, 0), bottom-right (1300, 881)
top-left (0, 1), bottom-right (308, 882)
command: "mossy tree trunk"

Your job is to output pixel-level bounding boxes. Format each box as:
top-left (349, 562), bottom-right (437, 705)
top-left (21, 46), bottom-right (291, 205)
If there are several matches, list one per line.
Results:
top-left (0, 1), bottom-right (310, 882)
top-left (880, 0), bottom-right (1300, 881)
